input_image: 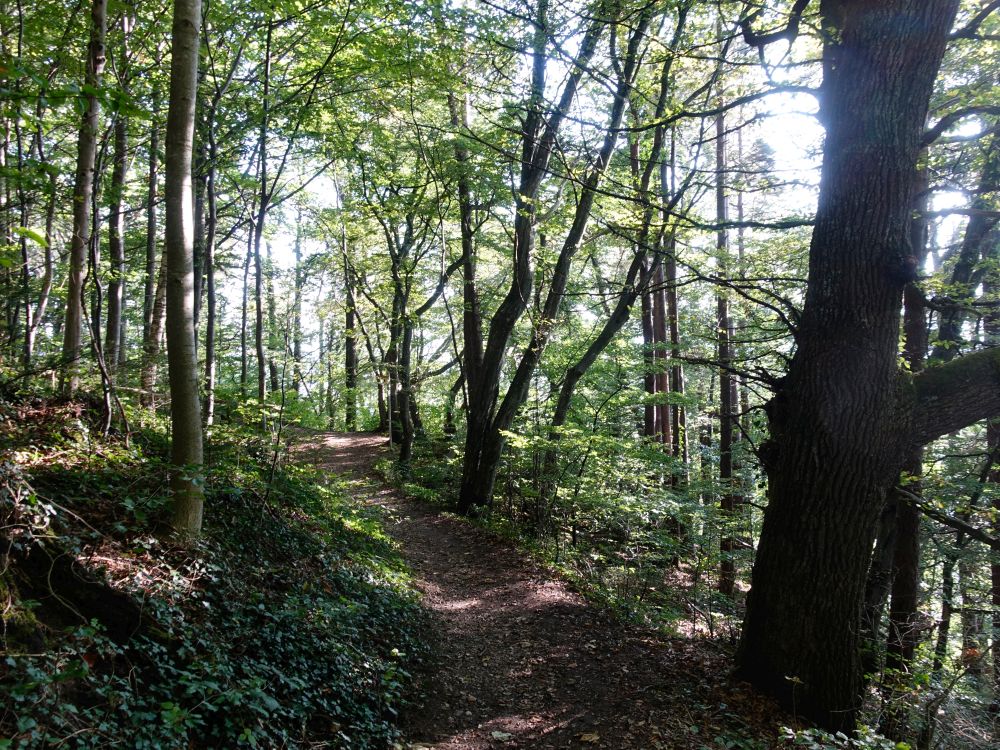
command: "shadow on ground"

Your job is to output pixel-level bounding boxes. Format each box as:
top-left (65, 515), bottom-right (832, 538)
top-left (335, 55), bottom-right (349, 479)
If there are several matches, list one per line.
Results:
top-left (293, 432), bottom-right (784, 750)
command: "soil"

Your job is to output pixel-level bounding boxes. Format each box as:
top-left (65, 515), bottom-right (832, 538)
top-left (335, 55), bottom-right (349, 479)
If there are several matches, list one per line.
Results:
top-left (294, 432), bottom-right (785, 750)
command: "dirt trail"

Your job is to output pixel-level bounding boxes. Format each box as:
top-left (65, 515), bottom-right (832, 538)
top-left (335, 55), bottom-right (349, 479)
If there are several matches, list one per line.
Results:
top-left (294, 432), bottom-right (779, 750)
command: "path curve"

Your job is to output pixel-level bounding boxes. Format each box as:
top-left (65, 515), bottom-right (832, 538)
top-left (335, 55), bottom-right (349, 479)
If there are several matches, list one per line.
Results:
top-left (294, 432), bottom-right (780, 750)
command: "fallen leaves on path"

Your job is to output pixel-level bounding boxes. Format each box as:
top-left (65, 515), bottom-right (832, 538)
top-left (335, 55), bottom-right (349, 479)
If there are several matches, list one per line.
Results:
top-left (294, 433), bottom-right (787, 750)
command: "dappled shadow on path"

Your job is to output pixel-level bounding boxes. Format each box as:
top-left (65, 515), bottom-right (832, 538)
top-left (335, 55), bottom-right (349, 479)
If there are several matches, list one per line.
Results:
top-left (293, 433), bottom-right (782, 750)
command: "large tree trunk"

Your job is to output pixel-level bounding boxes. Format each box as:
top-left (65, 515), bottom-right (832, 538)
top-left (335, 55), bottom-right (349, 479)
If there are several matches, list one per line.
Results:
top-left (61, 0), bottom-right (106, 394)
top-left (735, 0), bottom-right (960, 731)
top-left (164, 0), bottom-right (205, 536)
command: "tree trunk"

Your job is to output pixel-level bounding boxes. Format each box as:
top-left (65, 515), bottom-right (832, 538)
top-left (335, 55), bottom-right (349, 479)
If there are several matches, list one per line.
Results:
top-left (735, 0), bottom-right (960, 731)
top-left (143, 85), bottom-right (159, 346)
top-left (641, 276), bottom-right (658, 438)
top-left (203, 123), bottom-right (217, 425)
top-left (140, 250), bottom-right (167, 408)
top-left (988, 279), bottom-right (1000, 711)
top-left (880, 173), bottom-right (932, 738)
top-left (164, 0), bottom-right (205, 536)
top-left (716, 102), bottom-right (738, 598)
top-left (932, 557), bottom-right (955, 678)
top-left (240, 234), bottom-right (251, 397)
top-left (104, 99), bottom-right (128, 377)
top-left (292, 209), bottom-right (304, 395)
top-left (457, 0), bottom-right (615, 513)
top-left (61, 0), bottom-right (106, 394)
top-left (344, 242), bottom-right (358, 431)
top-left (25, 168), bottom-right (56, 363)
top-left (265, 241), bottom-right (279, 394)
top-left (253, 20), bottom-right (272, 408)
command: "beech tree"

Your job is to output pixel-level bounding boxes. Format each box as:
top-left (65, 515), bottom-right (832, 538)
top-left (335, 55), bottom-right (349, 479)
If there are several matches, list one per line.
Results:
top-left (164, 0), bottom-right (205, 535)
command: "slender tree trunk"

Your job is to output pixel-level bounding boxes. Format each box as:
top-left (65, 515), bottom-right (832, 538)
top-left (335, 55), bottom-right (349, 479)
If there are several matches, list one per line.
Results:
top-left (240, 234), bottom-right (250, 397)
top-left (164, 0), bottom-right (205, 535)
top-left (143, 84), bottom-right (159, 345)
top-left (203, 126), bottom-right (217, 424)
top-left (641, 274), bottom-right (658, 438)
top-left (988, 278), bottom-right (1000, 711)
top-left (291, 209), bottom-right (303, 395)
top-left (104, 90), bottom-right (128, 376)
top-left (652, 261), bottom-right (671, 447)
top-left (716, 101), bottom-right (738, 598)
top-left (61, 0), bottom-right (106, 394)
top-left (140, 250), bottom-right (167, 408)
top-left (344, 242), bottom-right (358, 431)
top-left (265, 241), bottom-right (279, 393)
top-left (666, 208), bottom-right (686, 475)
top-left (253, 20), bottom-right (272, 407)
top-left (326, 319), bottom-right (337, 426)
top-left (254, 229), bottom-right (267, 404)
top-left (14, 99), bottom-right (31, 371)
top-left (26, 169), bottom-right (56, 361)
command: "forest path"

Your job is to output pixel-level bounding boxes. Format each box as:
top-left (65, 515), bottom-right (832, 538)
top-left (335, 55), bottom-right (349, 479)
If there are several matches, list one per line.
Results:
top-left (293, 432), bottom-right (773, 750)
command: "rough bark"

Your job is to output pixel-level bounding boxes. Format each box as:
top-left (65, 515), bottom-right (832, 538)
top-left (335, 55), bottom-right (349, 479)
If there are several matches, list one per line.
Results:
top-left (735, 0), bottom-right (961, 731)
top-left (164, 0), bottom-right (205, 536)
top-left (880, 172), bottom-right (932, 738)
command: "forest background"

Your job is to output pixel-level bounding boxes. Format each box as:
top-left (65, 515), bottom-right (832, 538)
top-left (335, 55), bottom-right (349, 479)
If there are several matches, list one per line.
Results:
top-left (2, 0), bottom-right (1000, 748)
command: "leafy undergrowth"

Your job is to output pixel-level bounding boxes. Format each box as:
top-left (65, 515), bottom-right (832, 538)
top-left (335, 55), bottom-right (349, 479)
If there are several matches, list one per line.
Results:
top-left (0, 395), bottom-right (425, 748)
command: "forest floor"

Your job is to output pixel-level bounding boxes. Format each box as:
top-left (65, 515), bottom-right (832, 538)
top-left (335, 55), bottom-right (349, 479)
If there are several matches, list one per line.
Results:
top-left (293, 432), bottom-right (786, 750)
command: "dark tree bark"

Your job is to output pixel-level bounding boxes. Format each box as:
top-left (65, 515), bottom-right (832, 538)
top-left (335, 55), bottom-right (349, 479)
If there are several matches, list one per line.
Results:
top-left (735, 0), bottom-right (963, 731)
top-left (880, 167), bottom-right (932, 738)
top-left (61, 0), bottom-right (106, 394)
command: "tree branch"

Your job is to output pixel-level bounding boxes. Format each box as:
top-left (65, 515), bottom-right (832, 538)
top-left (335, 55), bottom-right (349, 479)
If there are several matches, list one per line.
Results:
top-left (911, 345), bottom-right (1000, 445)
top-left (922, 106), bottom-right (1000, 145)
top-left (949, 0), bottom-right (1000, 39)
top-left (895, 486), bottom-right (1000, 551)
top-left (739, 0), bottom-right (812, 49)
